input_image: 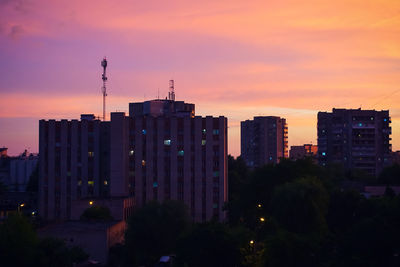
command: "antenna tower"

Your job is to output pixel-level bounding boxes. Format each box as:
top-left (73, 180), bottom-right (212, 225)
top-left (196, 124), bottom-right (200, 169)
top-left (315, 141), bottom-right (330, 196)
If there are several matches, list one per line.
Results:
top-left (101, 57), bottom-right (108, 121)
top-left (168, 79), bottom-right (175, 101)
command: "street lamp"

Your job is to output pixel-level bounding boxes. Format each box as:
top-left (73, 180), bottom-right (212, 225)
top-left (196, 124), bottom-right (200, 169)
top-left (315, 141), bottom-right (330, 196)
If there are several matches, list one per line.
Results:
top-left (18, 203), bottom-right (25, 213)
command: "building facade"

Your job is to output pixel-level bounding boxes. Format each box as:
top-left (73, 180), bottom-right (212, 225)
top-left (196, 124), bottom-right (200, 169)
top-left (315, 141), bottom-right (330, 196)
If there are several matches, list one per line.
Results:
top-left (0, 148), bottom-right (38, 192)
top-left (318, 108), bottom-right (392, 176)
top-left (9, 151), bottom-right (38, 192)
top-left (39, 100), bottom-right (227, 222)
top-left (241, 116), bottom-right (288, 167)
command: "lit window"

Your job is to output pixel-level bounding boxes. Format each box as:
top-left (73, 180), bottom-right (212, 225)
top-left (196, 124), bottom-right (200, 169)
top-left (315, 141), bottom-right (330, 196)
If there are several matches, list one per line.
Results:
top-left (202, 129), bottom-right (206, 134)
top-left (88, 181), bottom-right (94, 186)
top-left (358, 123), bottom-right (362, 127)
top-left (78, 180), bottom-right (82, 186)
top-left (213, 129), bottom-right (219, 135)
top-left (88, 151), bottom-right (94, 157)
top-left (164, 139), bottom-right (171, 146)
top-left (178, 150), bottom-right (184, 156)
top-left (384, 118), bottom-right (387, 122)
top-left (322, 152), bottom-right (326, 156)
top-left (202, 140), bottom-right (206, 146)
top-left (213, 203), bottom-right (218, 209)
top-left (129, 150), bottom-right (134, 156)
top-left (142, 129), bottom-right (147, 135)
top-left (153, 182), bottom-right (158, 188)
top-left (371, 117), bottom-right (374, 120)
top-left (269, 156), bottom-right (273, 160)
top-left (142, 160), bottom-right (146, 166)
top-left (104, 180), bottom-right (108, 185)
top-left (89, 201), bottom-right (93, 205)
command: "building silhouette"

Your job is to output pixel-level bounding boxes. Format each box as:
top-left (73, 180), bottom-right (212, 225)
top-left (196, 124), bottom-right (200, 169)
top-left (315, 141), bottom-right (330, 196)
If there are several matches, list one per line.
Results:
top-left (39, 99), bottom-right (227, 222)
top-left (318, 108), bottom-right (392, 176)
top-left (290, 144), bottom-right (318, 161)
top-left (241, 116), bottom-right (288, 167)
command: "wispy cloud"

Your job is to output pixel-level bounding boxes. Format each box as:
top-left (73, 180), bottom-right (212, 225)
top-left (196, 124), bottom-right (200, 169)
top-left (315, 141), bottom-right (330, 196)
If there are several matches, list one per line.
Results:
top-left (1, 0), bottom-right (400, 155)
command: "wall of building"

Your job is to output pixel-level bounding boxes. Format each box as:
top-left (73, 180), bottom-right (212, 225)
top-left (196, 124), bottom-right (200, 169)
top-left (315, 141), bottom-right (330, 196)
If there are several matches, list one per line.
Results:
top-left (39, 100), bottom-right (228, 223)
top-left (318, 108), bottom-right (391, 176)
top-left (241, 116), bottom-right (288, 167)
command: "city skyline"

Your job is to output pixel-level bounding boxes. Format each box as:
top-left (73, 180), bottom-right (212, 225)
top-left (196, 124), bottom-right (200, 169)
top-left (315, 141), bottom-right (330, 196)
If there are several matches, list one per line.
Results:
top-left (1, 0), bottom-right (400, 156)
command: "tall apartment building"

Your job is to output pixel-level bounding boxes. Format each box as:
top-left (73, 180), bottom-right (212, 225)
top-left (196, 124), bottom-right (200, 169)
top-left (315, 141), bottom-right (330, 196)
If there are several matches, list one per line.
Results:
top-left (318, 108), bottom-right (392, 176)
top-left (39, 99), bottom-right (227, 222)
top-left (241, 116), bottom-right (288, 167)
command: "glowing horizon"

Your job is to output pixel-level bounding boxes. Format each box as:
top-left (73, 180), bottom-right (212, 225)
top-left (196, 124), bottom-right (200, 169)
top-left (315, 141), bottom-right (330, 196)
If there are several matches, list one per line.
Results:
top-left (1, 0), bottom-right (399, 156)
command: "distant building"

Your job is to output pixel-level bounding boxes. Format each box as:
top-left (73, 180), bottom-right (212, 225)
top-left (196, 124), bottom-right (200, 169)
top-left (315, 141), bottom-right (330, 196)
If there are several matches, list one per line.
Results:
top-left (290, 144), bottom-right (318, 161)
top-left (0, 147), bottom-right (7, 158)
top-left (391, 151), bottom-right (400, 165)
top-left (0, 149), bottom-right (38, 192)
top-left (241, 116), bottom-right (288, 167)
top-left (9, 150), bottom-right (38, 192)
top-left (39, 97), bottom-right (227, 222)
top-left (318, 108), bottom-right (392, 176)
top-left (362, 186), bottom-right (400, 198)
top-left (38, 221), bottom-right (126, 264)
top-left (0, 148), bottom-right (10, 187)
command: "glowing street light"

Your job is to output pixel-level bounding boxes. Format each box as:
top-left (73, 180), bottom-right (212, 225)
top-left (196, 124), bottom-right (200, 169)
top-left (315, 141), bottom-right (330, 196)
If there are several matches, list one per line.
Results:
top-left (259, 217), bottom-right (265, 222)
top-left (89, 201), bottom-right (93, 205)
top-left (18, 203), bottom-right (25, 213)
top-left (257, 204), bottom-right (262, 208)
top-left (249, 240), bottom-right (255, 245)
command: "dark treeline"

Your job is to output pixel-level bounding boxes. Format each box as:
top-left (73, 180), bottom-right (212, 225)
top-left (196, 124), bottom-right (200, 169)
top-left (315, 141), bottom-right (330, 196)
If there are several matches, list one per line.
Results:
top-left (0, 214), bottom-right (88, 267)
top-left (113, 157), bottom-right (400, 267)
top-left (2, 158), bottom-right (400, 266)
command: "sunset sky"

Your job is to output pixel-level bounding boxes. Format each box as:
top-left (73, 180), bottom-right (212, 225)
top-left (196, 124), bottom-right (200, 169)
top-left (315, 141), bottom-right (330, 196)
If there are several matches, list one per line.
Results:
top-left (1, 0), bottom-right (400, 156)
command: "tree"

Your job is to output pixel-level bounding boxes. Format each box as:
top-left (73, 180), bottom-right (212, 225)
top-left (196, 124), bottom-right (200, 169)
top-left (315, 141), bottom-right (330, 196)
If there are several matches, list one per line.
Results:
top-left (379, 163), bottom-right (400, 185)
top-left (176, 223), bottom-right (245, 267)
top-left (124, 200), bottom-right (190, 266)
top-left (26, 163), bottom-right (39, 192)
top-left (80, 206), bottom-right (113, 221)
top-left (0, 214), bottom-right (38, 267)
top-left (269, 177), bottom-right (329, 234)
top-left (0, 214), bottom-right (88, 267)
top-left (37, 237), bottom-right (88, 267)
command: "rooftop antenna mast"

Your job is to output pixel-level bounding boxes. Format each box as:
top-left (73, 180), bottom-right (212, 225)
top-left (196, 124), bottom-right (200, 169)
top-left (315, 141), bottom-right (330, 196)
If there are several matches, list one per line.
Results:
top-left (168, 79), bottom-right (175, 101)
top-left (101, 57), bottom-right (108, 121)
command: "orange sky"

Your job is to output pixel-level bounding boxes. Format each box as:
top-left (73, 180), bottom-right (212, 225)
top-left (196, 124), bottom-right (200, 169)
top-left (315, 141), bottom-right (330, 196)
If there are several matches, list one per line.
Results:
top-left (1, 0), bottom-right (399, 156)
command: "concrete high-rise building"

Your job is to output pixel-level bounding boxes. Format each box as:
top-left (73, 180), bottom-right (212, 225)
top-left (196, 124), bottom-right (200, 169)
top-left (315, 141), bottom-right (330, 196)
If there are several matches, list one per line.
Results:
top-left (318, 108), bottom-right (392, 176)
top-left (39, 99), bottom-right (227, 222)
top-left (241, 116), bottom-right (288, 167)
